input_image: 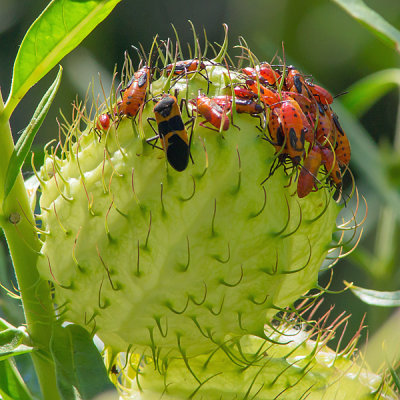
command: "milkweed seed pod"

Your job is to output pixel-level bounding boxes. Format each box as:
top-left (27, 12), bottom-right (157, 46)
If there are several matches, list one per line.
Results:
top-left (113, 315), bottom-right (396, 399)
top-left (37, 28), bottom-right (350, 362)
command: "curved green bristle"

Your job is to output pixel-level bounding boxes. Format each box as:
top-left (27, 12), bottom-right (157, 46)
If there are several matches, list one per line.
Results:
top-left (213, 23), bottom-right (229, 63)
top-left (171, 24), bottom-right (184, 61)
top-left (188, 20), bottom-right (199, 60)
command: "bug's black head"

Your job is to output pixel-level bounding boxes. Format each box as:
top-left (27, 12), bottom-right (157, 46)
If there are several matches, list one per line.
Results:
top-left (154, 96), bottom-right (175, 118)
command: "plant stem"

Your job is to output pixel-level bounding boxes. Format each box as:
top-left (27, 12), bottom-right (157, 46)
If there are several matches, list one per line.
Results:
top-left (0, 92), bottom-right (60, 399)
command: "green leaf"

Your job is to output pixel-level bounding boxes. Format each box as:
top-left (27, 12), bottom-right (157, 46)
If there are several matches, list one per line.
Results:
top-left (334, 102), bottom-right (400, 220)
top-left (331, 0), bottom-right (400, 53)
top-left (4, 66), bottom-right (62, 201)
top-left (0, 359), bottom-right (34, 400)
top-left (347, 282), bottom-right (400, 306)
top-left (342, 68), bottom-right (400, 116)
top-left (0, 318), bottom-right (33, 361)
top-left (50, 324), bottom-right (116, 400)
top-left (4, 0), bottom-right (121, 118)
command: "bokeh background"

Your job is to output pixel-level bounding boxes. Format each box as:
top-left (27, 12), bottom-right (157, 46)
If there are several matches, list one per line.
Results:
top-left (0, 0), bottom-right (400, 391)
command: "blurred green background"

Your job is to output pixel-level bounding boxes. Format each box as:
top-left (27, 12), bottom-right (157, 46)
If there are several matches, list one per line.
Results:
top-left (0, 0), bottom-right (399, 384)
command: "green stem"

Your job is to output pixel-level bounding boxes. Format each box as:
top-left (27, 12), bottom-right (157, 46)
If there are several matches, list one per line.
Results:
top-left (0, 92), bottom-right (60, 399)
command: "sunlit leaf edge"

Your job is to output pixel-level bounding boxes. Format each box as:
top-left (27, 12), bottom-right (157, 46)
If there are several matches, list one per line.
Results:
top-left (331, 0), bottom-right (400, 53)
top-left (346, 281), bottom-right (400, 307)
top-left (342, 68), bottom-right (400, 116)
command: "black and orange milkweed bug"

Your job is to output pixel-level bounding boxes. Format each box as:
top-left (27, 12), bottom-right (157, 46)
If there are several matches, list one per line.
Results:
top-left (280, 94), bottom-right (313, 143)
top-left (285, 67), bottom-right (313, 101)
top-left (297, 146), bottom-right (322, 198)
top-left (212, 96), bottom-right (263, 115)
top-left (234, 85), bottom-right (258, 100)
top-left (320, 147), bottom-right (342, 188)
top-left (193, 92), bottom-right (230, 131)
top-left (282, 91), bottom-right (315, 115)
top-left (266, 110), bottom-right (286, 154)
top-left (207, 95), bottom-right (232, 113)
top-left (276, 99), bottom-right (307, 164)
top-left (94, 111), bottom-right (118, 140)
top-left (330, 112), bottom-right (351, 167)
top-left (165, 59), bottom-right (206, 76)
top-left (242, 63), bottom-right (281, 86)
top-left (245, 79), bottom-right (280, 107)
top-left (260, 110), bottom-right (291, 184)
top-left (306, 81), bottom-right (333, 105)
top-left (118, 66), bottom-right (151, 117)
top-left (258, 63), bottom-right (281, 85)
top-left (96, 112), bottom-right (111, 132)
top-left (148, 94), bottom-right (192, 172)
top-left (165, 58), bottom-right (211, 93)
top-left (314, 103), bottom-right (336, 146)
top-left (234, 98), bottom-right (263, 114)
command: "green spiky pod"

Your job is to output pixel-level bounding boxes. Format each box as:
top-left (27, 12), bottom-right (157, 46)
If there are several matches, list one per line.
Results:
top-left (37, 37), bottom-right (342, 361)
top-left (119, 324), bottom-right (397, 400)
top-left (115, 322), bottom-right (396, 400)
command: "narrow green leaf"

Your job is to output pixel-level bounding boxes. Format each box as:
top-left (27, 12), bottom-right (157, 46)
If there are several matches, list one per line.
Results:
top-left (51, 324), bottom-right (116, 400)
top-left (331, 0), bottom-right (400, 53)
top-left (342, 69), bottom-right (400, 116)
top-left (4, 0), bottom-right (121, 118)
top-left (347, 282), bottom-right (400, 306)
top-left (4, 66), bottom-right (62, 201)
top-left (0, 318), bottom-right (33, 361)
top-left (0, 359), bottom-right (34, 400)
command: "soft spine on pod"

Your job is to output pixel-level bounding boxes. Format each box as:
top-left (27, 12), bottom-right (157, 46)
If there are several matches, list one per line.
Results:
top-left (35, 27), bottom-right (395, 399)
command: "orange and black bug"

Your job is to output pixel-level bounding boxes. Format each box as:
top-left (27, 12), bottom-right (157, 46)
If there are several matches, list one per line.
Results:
top-left (242, 63), bottom-right (280, 86)
top-left (314, 102), bottom-right (336, 146)
top-left (285, 67), bottom-right (313, 101)
top-left (165, 58), bottom-right (206, 76)
top-left (276, 99), bottom-right (307, 164)
top-left (118, 66), bottom-right (151, 117)
top-left (330, 111), bottom-right (351, 167)
top-left (297, 146), bottom-right (322, 198)
top-left (265, 110), bottom-right (286, 154)
top-left (234, 85), bottom-right (257, 100)
top-left (306, 81), bottom-right (333, 105)
top-left (258, 62), bottom-right (281, 85)
top-left (260, 110), bottom-right (291, 184)
top-left (96, 112), bottom-right (111, 132)
top-left (280, 94), bottom-right (313, 142)
top-left (165, 58), bottom-right (211, 92)
top-left (148, 94), bottom-right (192, 172)
top-left (320, 147), bottom-right (342, 188)
top-left (212, 95), bottom-right (263, 115)
top-left (242, 67), bottom-right (265, 83)
top-left (281, 91), bottom-right (315, 114)
top-left (209, 95), bottom-right (232, 112)
top-left (245, 79), bottom-right (280, 107)
top-left (94, 111), bottom-right (116, 140)
top-left (192, 92), bottom-right (230, 131)
top-left (234, 98), bottom-right (263, 114)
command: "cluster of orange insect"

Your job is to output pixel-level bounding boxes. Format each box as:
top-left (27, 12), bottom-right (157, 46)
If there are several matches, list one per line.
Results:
top-left (95, 57), bottom-right (351, 198)
top-left (238, 63), bottom-right (351, 197)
